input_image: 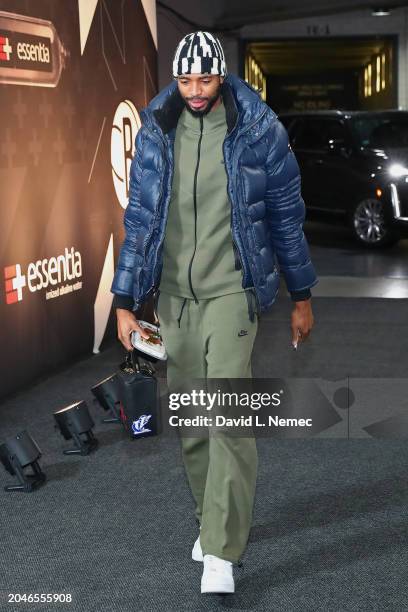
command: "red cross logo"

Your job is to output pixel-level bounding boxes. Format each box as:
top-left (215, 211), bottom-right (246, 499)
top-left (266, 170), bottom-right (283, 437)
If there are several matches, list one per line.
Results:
top-left (0, 36), bottom-right (12, 61)
top-left (4, 264), bottom-right (26, 304)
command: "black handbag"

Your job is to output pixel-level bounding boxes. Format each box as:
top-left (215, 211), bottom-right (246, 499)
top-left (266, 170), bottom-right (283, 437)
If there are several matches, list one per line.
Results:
top-left (115, 351), bottom-right (161, 439)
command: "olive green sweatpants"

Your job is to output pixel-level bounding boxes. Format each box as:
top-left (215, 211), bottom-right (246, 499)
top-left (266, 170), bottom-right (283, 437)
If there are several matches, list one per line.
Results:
top-left (156, 289), bottom-right (259, 563)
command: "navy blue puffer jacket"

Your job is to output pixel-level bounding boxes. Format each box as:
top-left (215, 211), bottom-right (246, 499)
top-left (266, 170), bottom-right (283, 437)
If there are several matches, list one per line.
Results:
top-left (111, 73), bottom-right (318, 313)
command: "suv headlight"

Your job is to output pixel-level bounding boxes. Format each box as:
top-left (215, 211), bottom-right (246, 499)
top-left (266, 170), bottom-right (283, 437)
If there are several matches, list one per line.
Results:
top-left (389, 163), bottom-right (408, 178)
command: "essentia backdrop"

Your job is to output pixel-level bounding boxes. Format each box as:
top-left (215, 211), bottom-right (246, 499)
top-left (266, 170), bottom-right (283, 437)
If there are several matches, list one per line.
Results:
top-left (0, 0), bottom-right (157, 398)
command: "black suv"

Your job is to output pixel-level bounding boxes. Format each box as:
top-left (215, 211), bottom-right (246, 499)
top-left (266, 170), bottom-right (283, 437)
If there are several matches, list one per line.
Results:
top-left (278, 109), bottom-right (408, 248)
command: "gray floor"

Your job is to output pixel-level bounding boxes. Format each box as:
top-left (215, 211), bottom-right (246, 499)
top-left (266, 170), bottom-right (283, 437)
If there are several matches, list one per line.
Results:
top-left (1, 221), bottom-right (408, 611)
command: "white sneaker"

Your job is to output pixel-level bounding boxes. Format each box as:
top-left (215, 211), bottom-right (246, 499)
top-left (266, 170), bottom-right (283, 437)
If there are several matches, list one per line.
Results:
top-left (201, 554), bottom-right (235, 594)
top-left (192, 533), bottom-right (203, 562)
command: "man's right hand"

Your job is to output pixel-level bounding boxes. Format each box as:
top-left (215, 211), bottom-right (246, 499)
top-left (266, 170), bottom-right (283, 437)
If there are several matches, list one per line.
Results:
top-left (116, 309), bottom-right (150, 351)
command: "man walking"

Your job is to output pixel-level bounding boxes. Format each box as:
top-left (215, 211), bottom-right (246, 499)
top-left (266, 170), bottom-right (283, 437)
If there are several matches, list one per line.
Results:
top-left (111, 31), bottom-right (318, 594)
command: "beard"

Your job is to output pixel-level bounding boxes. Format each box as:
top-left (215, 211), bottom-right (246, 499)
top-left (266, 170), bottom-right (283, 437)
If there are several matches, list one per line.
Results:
top-left (183, 83), bottom-right (223, 117)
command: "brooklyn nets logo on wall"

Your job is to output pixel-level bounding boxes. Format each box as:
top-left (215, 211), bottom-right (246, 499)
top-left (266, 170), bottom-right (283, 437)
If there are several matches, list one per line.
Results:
top-left (111, 100), bottom-right (141, 210)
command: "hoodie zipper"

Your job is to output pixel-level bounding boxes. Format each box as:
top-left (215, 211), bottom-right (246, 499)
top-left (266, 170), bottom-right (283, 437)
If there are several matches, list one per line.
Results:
top-left (187, 115), bottom-right (204, 304)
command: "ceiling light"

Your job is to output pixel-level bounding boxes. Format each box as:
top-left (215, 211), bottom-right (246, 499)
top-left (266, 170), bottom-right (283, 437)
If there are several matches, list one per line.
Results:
top-left (372, 7), bottom-right (391, 16)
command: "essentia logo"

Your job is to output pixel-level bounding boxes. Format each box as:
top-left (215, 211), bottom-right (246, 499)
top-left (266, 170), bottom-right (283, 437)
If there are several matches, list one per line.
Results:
top-left (4, 246), bottom-right (82, 305)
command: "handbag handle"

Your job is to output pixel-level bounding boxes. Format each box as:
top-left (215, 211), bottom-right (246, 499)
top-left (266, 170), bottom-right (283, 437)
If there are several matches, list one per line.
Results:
top-left (130, 349), bottom-right (140, 372)
top-left (124, 350), bottom-right (155, 377)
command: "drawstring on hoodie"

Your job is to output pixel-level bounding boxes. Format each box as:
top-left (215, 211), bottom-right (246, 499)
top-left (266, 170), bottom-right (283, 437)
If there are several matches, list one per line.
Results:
top-left (152, 290), bottom-right (187, 328)
top-left (177, 292), bottom-right (256, 327)
top-left (177, 297), bottom-right (188, 328)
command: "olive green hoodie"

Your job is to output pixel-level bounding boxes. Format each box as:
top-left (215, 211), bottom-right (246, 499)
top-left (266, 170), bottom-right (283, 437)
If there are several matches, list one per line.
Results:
top-left (159, 98), bottom-right (244, 299)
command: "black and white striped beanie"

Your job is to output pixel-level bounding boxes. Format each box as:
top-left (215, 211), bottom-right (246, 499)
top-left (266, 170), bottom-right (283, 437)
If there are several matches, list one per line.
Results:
top-left (172, 31), bottom-right (227, 77)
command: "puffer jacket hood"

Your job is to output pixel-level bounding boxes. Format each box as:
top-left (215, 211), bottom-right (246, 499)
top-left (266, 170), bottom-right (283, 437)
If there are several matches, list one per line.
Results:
top-left (111, 73), bottom-right (318, 312)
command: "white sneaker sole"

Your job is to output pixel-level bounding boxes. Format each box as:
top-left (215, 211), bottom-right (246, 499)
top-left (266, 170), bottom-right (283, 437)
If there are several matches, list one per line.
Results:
top-left (201, 580), bottom-right (235, 594)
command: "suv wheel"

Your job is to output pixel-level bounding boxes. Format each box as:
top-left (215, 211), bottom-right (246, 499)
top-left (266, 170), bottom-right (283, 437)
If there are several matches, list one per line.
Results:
top-left (350, 198), bottom-right (399, 248)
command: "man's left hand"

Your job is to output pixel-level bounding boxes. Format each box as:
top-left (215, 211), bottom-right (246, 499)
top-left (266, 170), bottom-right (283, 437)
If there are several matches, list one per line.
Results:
top-left (291, 298), bottom-right (314, 349)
